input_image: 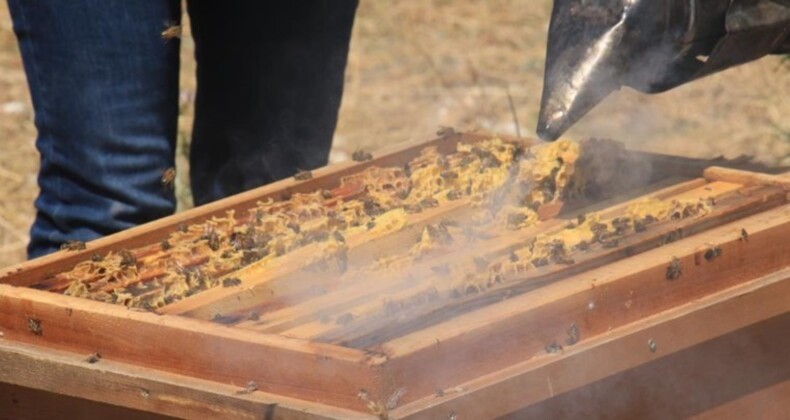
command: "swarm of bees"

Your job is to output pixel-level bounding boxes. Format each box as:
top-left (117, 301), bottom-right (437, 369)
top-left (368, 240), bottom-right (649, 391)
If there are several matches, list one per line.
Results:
top-left (57, 137), bottom-right (559, 309)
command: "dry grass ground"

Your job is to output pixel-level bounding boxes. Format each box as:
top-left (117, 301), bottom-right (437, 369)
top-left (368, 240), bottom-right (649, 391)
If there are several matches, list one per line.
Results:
top-left (0, 1), bottom-right (788, 268)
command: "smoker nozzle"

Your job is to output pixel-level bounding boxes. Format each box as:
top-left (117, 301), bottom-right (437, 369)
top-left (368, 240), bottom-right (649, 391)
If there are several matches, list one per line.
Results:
top-left (537, 0), bottom-right (790, 141)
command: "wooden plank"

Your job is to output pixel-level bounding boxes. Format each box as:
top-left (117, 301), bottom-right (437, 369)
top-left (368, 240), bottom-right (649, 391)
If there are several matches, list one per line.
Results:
top-left (307, 185), bottom-right (785, 345)
top-left (0, 340), bottom-right (371, 420)
top-left (0, 286), bottom-right (376, 411)
top-left (503, 314), bottom-right (790, 419)
top-left (0, 132), bottom-right (502, 287)
top-left (235, 178), bottom-right (709, 335)
top-left (704, 166), bottom-right (790, 191)
top-left (388, 266), bottom-right (790, 419)
top-left (376, 204), bottom-right (790, 408)
top-left (0, 383), bottom-right (171, 420)
top-left (691, 381), bottom-right (790, 420)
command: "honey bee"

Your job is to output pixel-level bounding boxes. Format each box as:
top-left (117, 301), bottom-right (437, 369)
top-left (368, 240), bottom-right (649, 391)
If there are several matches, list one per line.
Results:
top-left (161, 167), bottom-right (176, 190)
top-left (235, 381), bottom-right (258, 395)
top-left (118, 250), bottom-right (137, 269)
top-left (565, 322), bottom-right (580, 345)
top-left (90, 253), bottom-right (104, 262)
top-left (666, 256), bottom-right (682, 280)
top-left (352, 149), bottom-right (373, 162)
top-left (27, 317), bottom-right (43, 336)
top-left (739, 228), bottom-right (749, 242)
top-left (160, 23), bottom-right (182, 40)
top-left (160, 240), bottom-right (172, 251)
top-left (294, 169), bottom-right (313, 181)
top-left (436, 126), bottom-right (456, 137)
top-left (85, 352), bottom-right (102, 364)
top-left (60, 240), bottom-right (86, 252)
top-left (545, 341), bottom-right (563, 354)
top-left (703, 245), bottom-right (722, 261)
top-left (222, 277), bottom-right (242, 287)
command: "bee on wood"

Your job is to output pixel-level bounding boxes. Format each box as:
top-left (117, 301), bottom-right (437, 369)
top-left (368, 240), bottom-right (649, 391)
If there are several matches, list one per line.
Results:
top-left (235, 381), bottom-right (258, 395)
top-left (634, 219), bottom-right (647, 233)
top-left (352, 149), bottom-right (373, 162)
top-left (545, 341), bottom-right (563, 354)
top-left (160, 240), bottom-right (172, 251)
top-left (27, 317), bottom-right (43, 336)
top-left (666, 257), bottom-right (682, 280)
top-left (531, 257), bottom-right (549, 268)
top-left (118, 250), bottom-right (137, 268)
top-left (507, 213), bottom-right (529, 230)
top-left (161, 167), bottom-right (176, 190)
top-left (404, 203), bottom-right (423, 214)
top-left (90, 253), bottom-right (104, 262)
top-left (446, 189), bottom-right (463, 201)
top-left (565, 323), bottom-right (580, 346)
top-left (704, 245), bottom-right (722, 261)
top-left (574, 240), bottom-right (590, 252)
top-left (60, 240), bottom-right (86, 252)
top-left (222, 277), bottom-right (242, 287)
top-left (420, 197), bottom-right (439, 208)
top-left (548, 240), bottom-right (575, 265)
top-left (176, 223), bottom-right (188, 233)
top-left (601, 238), bottom-right (619, 249)
top-left (739, 228), bottom-right (749, 242)
top-left (440, 170), bottom-right (458, 180)
top-left (161, 23), bottom-right (182, 40)
top-left (648, 338), bottom-right (658, 353)
top-left (660, 228), bottom-right (683, 245)
top-left (211, 313), bottom-right (241, 325)
top-left (294, 169), bottom-right (313, 181)
top-left (247, 311), bottom-right (260, 321)
top-left (465, 284), bottom-right (480, 295)
top-left (85, 352), bottom-right (102, 364)
top-left (436, 126), bottom-right (456, 137)
top-left (321, 189), bottom-right (333, 199)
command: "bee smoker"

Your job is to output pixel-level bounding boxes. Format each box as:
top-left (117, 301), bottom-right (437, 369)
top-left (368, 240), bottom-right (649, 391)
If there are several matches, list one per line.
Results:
top-left (536, 0), bottom-right (790, 141)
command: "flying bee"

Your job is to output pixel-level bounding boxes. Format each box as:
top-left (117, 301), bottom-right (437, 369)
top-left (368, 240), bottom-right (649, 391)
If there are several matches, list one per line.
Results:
top-left (161, 167), bottom-right (176, 190)
top-left (161, 22), bottom-right (182, 40)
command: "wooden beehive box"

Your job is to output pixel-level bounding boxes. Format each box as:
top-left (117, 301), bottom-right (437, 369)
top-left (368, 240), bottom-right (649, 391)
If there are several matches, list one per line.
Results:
top-left (1, 132), bottom-right (789, 419)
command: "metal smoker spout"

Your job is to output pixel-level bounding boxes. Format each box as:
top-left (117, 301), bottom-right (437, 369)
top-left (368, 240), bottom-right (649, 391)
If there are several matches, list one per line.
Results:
top-left (536, 0), bottom-right (790, 141)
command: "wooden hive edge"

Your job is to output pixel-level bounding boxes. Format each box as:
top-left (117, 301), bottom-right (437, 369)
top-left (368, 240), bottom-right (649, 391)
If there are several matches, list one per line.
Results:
top-left (388, 266), bottom-right (790, 419)
top-left (367, 204), bottom-right (790, 409)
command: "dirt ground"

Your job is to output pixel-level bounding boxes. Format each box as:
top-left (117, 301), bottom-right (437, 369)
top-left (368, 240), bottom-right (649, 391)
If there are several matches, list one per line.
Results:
top-left (0, 1), bottom-right (788, 268)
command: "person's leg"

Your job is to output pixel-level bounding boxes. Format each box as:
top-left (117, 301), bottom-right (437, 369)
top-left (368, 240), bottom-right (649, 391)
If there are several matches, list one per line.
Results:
top-left (7, 0), bottom-right (182, 258)
top-left (186, 1), bottom-right (358, 205)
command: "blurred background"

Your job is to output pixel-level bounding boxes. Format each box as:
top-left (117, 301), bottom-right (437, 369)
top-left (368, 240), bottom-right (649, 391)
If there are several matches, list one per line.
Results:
top-left (0, 0), bottom-right (788, 267)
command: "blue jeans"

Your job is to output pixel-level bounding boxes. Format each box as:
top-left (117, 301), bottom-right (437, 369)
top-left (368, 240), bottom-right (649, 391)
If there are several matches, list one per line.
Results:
top-left (7, 1), bottom-right (358, 259)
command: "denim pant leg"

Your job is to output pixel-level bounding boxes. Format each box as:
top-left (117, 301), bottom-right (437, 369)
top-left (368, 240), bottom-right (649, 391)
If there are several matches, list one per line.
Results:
top-left (186, 1), bottom-right (358, 205)
top-left (7, 0), bottom-right (182, 258)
